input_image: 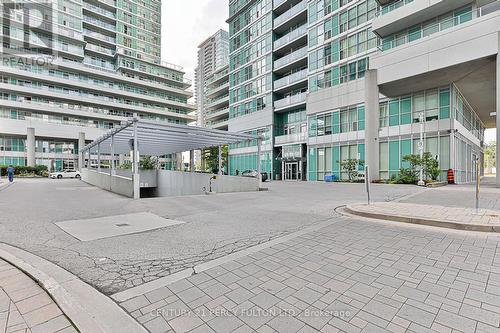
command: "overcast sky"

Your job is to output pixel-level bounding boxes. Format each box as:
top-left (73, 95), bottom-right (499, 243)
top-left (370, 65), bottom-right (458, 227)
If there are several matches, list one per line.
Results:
top-left (161, 0), bottom-right (229, 82)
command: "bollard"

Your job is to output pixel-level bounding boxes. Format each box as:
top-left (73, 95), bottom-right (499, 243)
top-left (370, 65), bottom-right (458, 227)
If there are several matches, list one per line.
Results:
top-left (365, 165), bottom-right (371, 205)
top-left (475, 157), bottom-right (480, 213)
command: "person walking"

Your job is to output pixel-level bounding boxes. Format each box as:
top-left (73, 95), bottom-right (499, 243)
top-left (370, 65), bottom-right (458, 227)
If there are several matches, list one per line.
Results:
top-left (7, 165), bottom-right (14, 183)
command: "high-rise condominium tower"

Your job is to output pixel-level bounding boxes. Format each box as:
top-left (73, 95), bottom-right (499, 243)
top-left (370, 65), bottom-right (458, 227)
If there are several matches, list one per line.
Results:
top-left (0, 0), bottom-right (195, 171)
top-left (227, 0), bottom-right (499, 184)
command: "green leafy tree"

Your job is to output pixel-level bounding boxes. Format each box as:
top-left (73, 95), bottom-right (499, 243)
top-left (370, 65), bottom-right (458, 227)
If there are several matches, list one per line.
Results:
top-left (139, 156), bottom-right (158, 170)
top-left (484, 141), bottom-right (496, 173)
top-left (339, 158), bottom-right (364, 181)
top-left (422, 152), bottom-right (440, 181)
top-left (203, 146), bottom-right (228, 174)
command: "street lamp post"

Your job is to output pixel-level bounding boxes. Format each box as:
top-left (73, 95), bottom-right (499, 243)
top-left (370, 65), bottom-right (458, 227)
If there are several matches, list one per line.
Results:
top-left (418, 111), bottom-right (425, 186)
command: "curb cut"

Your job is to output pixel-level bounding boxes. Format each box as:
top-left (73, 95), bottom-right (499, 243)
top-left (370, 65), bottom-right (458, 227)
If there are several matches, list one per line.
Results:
top-left (343, 205), bottom-right (500, 233)
top-left (0, 243), bottom-right (147, 333)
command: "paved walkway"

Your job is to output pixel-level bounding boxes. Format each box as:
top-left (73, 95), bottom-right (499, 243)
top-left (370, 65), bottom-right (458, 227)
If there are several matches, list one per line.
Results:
top-left (0, 259), bottom-right (77, 333)
top-left (347, 202), bottom-right (500, 230)
top-left (117, 213), bottom-right (500, 333)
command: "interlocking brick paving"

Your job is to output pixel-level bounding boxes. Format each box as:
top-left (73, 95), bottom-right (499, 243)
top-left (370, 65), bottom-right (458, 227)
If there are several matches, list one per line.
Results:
top-left (120, 214), bottom-right (500, 333)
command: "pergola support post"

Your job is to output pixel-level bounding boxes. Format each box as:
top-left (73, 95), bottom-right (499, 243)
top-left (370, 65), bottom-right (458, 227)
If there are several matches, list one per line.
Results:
top-left (110, 134), bottom-right (115, 175)
top-left (97, 143), bottom-right (101, 173)
top-left (190, 149), bottom-right (195, 173)
top-left (218, 145), bottom-right (222, 175)
top-left (133, 114), bottom-right (140, 199)
top-left (257, 137), bottom-right (262, 188)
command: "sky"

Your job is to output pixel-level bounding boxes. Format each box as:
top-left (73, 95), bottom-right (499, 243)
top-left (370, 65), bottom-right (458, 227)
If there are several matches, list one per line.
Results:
top-left (161, 0), bottom-right (229, 83)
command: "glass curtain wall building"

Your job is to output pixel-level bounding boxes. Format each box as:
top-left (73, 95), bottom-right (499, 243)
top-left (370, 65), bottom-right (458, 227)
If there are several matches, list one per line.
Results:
top-left (0, 0), bottom-right (195, 171)
top-left (227, 0), bottom-right (497, 183)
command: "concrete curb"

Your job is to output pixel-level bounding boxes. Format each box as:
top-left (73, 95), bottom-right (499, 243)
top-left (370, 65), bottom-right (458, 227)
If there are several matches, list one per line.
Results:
top-left (111, 218), bottom-right (336, 303)
top-left (0, 243), bottom-right (147, 333)
top-left (343, 205), bottom-right (500, 233)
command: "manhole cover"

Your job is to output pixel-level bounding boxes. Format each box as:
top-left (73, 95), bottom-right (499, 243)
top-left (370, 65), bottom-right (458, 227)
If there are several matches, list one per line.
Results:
top-left (116, 223), bottom-right (130, 227)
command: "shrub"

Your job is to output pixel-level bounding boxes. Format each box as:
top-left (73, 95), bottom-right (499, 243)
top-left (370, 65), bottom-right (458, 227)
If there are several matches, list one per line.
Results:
top-left (0, 165), bottom-right (47, 176)
top-left (339, 159), bottom-right (365, 181)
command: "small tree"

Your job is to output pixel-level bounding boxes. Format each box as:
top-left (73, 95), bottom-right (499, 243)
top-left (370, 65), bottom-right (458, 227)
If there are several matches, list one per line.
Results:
top-left (339, 158), bottom-right (365, 181)
top-left (422, 152), bottom-right (440, 181)
top-left (140, 156), bottom-right (158, 170)
top-left (203, 146), bottom-right (228, 174)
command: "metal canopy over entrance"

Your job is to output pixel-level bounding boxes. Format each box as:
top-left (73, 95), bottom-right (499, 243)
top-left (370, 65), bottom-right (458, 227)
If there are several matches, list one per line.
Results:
top-left (80, 116), bottom-right (262, 199)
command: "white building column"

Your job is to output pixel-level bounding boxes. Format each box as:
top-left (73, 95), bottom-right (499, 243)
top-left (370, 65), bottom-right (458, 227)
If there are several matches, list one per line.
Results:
top-left (364, 70), bottom-right (380, 182)
top-left (78, 132), bottom-right (85, 171)
top-left (496, 53), bottom-right (500, 186)
top-left (26, 127), bottom-right (35, 167)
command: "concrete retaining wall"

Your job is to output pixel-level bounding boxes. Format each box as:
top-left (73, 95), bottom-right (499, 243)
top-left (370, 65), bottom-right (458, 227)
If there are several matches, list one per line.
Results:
top-left (155, 170), bottom-right (259, 197)
top-left (81, 168), bottom-right (133, 198)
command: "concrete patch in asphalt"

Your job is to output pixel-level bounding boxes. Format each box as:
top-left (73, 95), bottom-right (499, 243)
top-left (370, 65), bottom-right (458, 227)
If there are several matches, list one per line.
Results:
top-left (55, 212), bottom-right (185, 241)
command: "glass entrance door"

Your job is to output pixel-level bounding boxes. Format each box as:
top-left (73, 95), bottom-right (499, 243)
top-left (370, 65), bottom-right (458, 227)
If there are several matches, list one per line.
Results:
top-left (285, 162), bottom-right (299, 181)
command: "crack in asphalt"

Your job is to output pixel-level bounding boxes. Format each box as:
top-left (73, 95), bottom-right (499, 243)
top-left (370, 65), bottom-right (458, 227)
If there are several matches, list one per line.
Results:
top-left (31, 211), bottom-right (345, 295)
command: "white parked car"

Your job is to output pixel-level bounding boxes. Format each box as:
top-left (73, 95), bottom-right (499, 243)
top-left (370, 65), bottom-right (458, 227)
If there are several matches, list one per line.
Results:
top-left (49, 169), bottom-right (81, 179)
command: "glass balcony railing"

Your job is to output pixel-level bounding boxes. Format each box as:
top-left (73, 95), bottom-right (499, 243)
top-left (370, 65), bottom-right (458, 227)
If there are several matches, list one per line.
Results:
top-left (84, 29), bottom-right (116, 43)
top-left (206, 107), bottom-right (229, 117)
top-left (83, 16), bottom-right (116, 30)
top-left (82, 2), bottom-right (116, 19)
top-left (274, 25), bottom-right (307, 49)
top-left (274, 69), bottom-right (308, 89)
top-left (206, 94), bottom-right (229, 107)
top-left (273, 92), bottom-right (307, 109)
top-left (274, 47), bottom-right (307, 69)
top-left (85, 44), bottom-right (115, 55)
top-left (380, 3), bottom-right (500, 51)
top-left (376, 0), bottom-right (414, 17)
top-left (274, 0), bottom-right (307, 27)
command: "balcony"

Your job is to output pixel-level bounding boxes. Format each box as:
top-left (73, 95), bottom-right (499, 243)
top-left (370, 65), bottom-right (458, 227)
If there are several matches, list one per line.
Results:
top-left (207, 118), bottom-right (229, 129)
top-left (376, 0), bottom-right (414, 17)
top-left (274, 25), bottom-right (307, 51)
top-left (379, 3), bottom-right (500, 51)
top-left (82, 2), bottom-right (116, 19)
top-left (274, 47), bottom-right (307, 72)
top-left (274, 69), bottom-right (308, 90)
top-left (206, 107), bottom-right (229, 120)
top-left (83, 16), bottom-right (116, 32)
top-left (84, 30), bottom-right (116, 44)
top-left (206, 82), bottom-right (229, 98)
top-left (273, 92), bottom-right (307, 110)
top-left (206, 94), bottom-right (229, 109)
top-left (85, 43), bottom-right (115, 56)
top-left (372, 0), bottom-right (475, 37)
top-left (274, 132), bottom-right (307, 146)
top-left (274, 0), bottom-right (307, 32)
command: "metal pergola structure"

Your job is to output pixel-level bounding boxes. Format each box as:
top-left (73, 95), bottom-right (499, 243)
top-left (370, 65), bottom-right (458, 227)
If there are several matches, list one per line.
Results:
top-left (79, 115), bottom-right (262, 199)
